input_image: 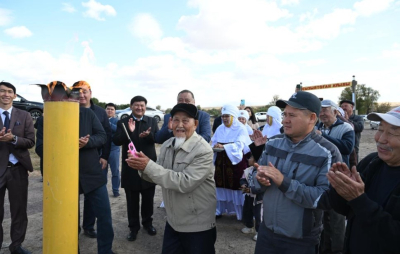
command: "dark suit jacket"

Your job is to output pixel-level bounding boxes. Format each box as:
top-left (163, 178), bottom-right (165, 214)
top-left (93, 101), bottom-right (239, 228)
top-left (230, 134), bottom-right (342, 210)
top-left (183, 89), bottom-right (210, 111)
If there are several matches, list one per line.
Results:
top-left (113, 115), bottom-right (158, 191)
top-left (89, 100), bottom-right (112, 161)
top-left (155, 110), bottom-right (211, 144)
top-left (0, 107), bottom-right (35, 177)
top-left (35, 108), bottom-right (107, 194)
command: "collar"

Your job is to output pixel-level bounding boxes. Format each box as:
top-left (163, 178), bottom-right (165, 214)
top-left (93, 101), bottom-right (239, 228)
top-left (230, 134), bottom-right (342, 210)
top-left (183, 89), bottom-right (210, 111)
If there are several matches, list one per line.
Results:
top-left (132, 114), bottom-right (144, 121)
top-left (323, 119), bottom-right (337, 129)
top-left (0, 106), bottom-right (13, 115)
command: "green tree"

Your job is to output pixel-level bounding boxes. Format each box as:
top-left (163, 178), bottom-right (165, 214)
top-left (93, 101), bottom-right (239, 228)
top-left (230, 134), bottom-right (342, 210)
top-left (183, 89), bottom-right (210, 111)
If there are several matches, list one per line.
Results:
top-left (375, 102), bottom-right (391, 113)
top-left (269, 95), bottom-right (280, 106)
top-left (156, 105), bottom-right (161, 110)
top-left (165, 108), bottom-right (172, 114)
top-left (338, 84), bottom-right (380, 114)
top-left (197, 105), bottom-right (201, 110)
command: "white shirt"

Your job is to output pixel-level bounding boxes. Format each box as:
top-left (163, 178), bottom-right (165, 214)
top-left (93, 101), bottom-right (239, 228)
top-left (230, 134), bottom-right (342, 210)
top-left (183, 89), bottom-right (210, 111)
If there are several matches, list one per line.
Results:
top-left (0, 106), bottom-right (18, 164)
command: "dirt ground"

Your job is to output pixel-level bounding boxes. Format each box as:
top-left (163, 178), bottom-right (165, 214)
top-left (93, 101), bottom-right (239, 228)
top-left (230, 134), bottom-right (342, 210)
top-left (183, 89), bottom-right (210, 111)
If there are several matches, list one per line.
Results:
top-left (1, 122), bottom-right (377, 254)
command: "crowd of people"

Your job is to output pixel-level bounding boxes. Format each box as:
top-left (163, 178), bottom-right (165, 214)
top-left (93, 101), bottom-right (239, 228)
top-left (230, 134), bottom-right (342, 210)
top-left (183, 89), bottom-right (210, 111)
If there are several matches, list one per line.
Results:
top-left (1, 80), bottom-right (400, 254)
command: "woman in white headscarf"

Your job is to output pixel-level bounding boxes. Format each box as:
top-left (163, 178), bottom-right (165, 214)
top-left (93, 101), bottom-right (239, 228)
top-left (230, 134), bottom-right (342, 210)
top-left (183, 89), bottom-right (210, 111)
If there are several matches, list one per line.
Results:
top-left (211, 105), bottom-right (252, 220)
top-left (261, 106), bottom-right (282, 139)
top-left (238, 110), bottom-right (254, 135)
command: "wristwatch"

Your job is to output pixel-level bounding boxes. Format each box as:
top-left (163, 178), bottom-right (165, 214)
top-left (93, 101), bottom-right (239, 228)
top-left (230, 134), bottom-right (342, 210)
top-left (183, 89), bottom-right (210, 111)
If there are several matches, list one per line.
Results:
top-left (12, 135), bottom-right (17, 142)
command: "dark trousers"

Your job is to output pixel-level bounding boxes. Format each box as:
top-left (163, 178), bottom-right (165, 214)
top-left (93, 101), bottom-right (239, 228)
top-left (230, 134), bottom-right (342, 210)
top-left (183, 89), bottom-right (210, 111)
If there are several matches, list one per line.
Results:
top-left (162, 222), bottom-right (216, 254)
top-left (80, 184), bottom-right (114, 254)
top-left (82, 195), bottom-right (96, 231)
top-left (255, 222), bottom-right (318, 254)
top-left (125, 186), bottom-right (155, 232)
top-left (242, 195), bottom-right (261, 232)
top-left (320, 210), bottom-right (345, 254)
top-left (0, 165), bottom-right (29, 252)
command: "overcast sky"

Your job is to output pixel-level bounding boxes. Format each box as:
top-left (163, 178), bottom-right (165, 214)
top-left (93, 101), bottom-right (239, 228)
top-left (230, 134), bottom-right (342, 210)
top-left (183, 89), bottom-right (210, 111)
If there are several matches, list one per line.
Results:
top-left (1, 0), bottom-right (399, 110)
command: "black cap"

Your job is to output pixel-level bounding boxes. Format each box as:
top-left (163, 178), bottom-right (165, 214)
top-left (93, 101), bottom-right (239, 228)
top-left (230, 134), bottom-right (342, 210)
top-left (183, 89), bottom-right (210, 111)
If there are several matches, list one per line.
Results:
top-left (339, 99), bottom-right (354, 106)
top-left (170, 103), bottom-right (198, 119)
top-left (276, 91), bottom-right (321, 115)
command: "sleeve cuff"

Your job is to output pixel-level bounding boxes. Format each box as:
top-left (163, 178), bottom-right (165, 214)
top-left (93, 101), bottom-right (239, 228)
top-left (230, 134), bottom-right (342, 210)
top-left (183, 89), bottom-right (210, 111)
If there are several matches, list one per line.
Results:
top-left (278, 176), bottom-right (291, 193)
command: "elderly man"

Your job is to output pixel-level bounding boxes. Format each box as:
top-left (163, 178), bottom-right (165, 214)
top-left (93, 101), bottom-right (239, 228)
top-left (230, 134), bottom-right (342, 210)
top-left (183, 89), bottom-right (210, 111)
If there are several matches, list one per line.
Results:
top-left (340, 100), bottom-right (364, 163)
top-left (318, 106), bottom-right (400, 254)
top-left (113, 96), bottom-right (159, 241)
top-left (72, 81), bottom-right (112, 238)
top-left (316, 99), bottom-right (355, 254)
top-left (126, 103), bottom-right (217, 254)
top-left (212, 105), bottom-right (252, 220)
top-left (251, 91), bottom-right (342, 254)
top-left (155, 90), bottom-right (211, 144)
top-left (0, 82), bottom-right (35, 254)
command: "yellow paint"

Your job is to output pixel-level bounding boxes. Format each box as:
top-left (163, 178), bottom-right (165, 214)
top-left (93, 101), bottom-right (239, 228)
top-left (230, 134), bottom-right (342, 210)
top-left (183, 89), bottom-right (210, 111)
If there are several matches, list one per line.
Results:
top-left (43, 101), bottom-right (79, 254)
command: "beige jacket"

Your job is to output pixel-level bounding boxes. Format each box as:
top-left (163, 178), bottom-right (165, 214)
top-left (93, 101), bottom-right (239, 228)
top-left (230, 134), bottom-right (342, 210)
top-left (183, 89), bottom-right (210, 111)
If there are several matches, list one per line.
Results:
top-left (143, 132), bottom-right (216, 232)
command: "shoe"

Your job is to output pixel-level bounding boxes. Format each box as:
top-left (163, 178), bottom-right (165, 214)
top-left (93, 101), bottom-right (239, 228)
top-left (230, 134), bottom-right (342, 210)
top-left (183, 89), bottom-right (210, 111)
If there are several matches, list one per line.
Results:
top-left (127, 231), bottom-right (137, 241)
top-left (83, 229), bottom-right (97, 238)
top-left (113, 193), bottom-right (120, 197)
top-left (253, 233), bottom-right (258, 241)
top-left (11, 246), bottom-right (32, 254)
top-left (241, 227), bottom-right (255, 234)
top-left (144, 225), bottom-right (157, 236)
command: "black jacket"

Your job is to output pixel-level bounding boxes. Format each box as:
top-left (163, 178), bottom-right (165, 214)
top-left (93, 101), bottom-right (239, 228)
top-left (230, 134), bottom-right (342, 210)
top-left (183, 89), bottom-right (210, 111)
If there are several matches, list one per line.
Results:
top-left (35, 108), bottom-right (107, 194)
top-left (113, 115), bottom-right (159, 191)
top-left (89, 100), bottom-right (112, 161)
top-left (79, 108), bottom-right (107, 194)
top-left (318, 152), bottom-right (400, 254)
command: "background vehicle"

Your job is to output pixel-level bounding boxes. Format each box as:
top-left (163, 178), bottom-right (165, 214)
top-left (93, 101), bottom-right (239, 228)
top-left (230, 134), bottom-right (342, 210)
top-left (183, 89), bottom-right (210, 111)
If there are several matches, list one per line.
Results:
top-left (255, 112), bottom-right (267, 121)
top-left (370, 121), bottom-right (380, 129)
top-left (13, 94), bottom-right (43, 120)
top-left (116, 106), bottom-right (164, 123)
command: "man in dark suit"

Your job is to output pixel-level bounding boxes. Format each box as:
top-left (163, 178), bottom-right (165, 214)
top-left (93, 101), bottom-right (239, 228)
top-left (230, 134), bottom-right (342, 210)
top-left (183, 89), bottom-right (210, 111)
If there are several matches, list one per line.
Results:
top-left (0, 81), bottom-right (34, 254)
top-left (113, 96), bottom-right (159, 241)
top-left (155, 90), bottom-right (211, 144)
top-left (72, 81), bottom-right (112, 238)
top-left (35, 107), bottom-right (115, 254)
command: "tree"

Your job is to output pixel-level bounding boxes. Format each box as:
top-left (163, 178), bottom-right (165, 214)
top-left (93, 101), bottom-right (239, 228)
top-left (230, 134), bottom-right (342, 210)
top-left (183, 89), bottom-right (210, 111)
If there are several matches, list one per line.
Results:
top-left (338, 84), bottom-right (380, 114)
top-left (197, 105), bottom-right (201, 110)
top-left (165, 108), bottom-right (172, 114)
top-left (269, 95), bottom-right (280, 106)
top-left (375, 102), bottom-right (391, 113)
top-left (156, 105), bottom-right (161, 110)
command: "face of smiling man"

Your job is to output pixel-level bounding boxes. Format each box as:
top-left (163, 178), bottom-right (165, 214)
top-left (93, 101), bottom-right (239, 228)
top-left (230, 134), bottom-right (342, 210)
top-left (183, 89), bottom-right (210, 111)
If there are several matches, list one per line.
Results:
top-left (171, 111), bottom-right (198, 140)
top-left (0, 84), bottom-right (17, 109)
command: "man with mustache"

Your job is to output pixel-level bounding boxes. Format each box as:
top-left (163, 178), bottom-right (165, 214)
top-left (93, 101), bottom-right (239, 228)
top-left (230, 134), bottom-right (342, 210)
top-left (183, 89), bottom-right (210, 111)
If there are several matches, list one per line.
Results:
top-left (318, 106), bottom-right (400, 254)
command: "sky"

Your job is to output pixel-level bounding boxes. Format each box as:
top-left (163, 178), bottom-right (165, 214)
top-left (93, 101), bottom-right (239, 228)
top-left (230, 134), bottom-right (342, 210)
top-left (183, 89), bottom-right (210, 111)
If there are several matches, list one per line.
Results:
top-left (0, 0), bottom-right (399, 110)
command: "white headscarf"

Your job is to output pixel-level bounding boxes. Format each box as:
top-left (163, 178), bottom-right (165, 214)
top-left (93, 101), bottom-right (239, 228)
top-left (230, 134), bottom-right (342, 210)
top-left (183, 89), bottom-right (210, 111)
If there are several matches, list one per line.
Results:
top-left (238, 110), bottom-right (253, 135)
top-left (262, 106), bottom-right (283, 138)
top-left (238, 110), bottom-right (249, 120)
top-left (221, 104), bottom-right (239, 118)
top-left (212, 105), bottom-right (252, 165)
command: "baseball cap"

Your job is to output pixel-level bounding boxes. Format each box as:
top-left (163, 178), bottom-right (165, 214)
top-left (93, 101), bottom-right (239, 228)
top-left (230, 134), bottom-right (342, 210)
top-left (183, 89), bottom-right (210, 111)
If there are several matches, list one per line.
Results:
top-left (340, 99), bottom-right (354, 106)
top-left (276, 91), bottom-right (321, 115)
top-left (170, 103), bottom-right (198, 119)
top-left (367, 106), bottom-right (400, 127)
top-left (321, 100), bottom-right (338, 109)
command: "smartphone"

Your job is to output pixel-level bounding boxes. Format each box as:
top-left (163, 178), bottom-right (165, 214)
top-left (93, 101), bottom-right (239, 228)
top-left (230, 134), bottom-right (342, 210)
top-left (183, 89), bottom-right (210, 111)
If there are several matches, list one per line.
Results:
top-left (240, 99), bottom-right (245, 106)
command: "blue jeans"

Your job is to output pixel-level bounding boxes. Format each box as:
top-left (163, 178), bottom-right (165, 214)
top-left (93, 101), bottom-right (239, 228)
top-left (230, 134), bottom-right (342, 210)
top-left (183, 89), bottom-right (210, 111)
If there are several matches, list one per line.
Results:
top-left (82, 185), bottom-right (114, 254)
top-left (103, 148), bottom-right (120, 195)
top-left (162, 222), bottom-right (216, 254)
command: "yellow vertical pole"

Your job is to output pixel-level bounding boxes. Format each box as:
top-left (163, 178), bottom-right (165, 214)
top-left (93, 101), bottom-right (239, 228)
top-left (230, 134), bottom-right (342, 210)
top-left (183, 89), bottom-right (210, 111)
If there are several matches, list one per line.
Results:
top-left (43, 101), bottom-right (79, 254)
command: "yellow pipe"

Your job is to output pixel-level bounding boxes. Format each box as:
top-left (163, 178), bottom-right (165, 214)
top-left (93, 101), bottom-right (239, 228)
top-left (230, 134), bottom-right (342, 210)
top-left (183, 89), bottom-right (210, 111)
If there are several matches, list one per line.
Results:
top-left (43, 101), bottom-right (79, 254)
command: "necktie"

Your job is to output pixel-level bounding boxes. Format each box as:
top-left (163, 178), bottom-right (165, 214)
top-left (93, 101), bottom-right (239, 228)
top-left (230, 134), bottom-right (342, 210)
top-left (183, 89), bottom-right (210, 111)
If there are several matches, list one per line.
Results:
top-left (3, 111), bottom-right (10, 130)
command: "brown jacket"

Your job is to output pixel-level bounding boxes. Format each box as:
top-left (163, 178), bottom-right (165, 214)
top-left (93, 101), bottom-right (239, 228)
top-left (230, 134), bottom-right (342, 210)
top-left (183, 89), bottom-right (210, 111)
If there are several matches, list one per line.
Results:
top-left (0, 108), bottom-right (35, 177)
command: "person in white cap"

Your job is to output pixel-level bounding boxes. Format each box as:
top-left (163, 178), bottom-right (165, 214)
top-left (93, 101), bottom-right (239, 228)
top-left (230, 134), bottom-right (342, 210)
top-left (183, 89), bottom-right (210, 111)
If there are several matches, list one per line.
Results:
top-left (318, 106), bottom-right (400, 254)
top-left (238, 110), bottom-right (253, 135)
top-left (261, 106), bottom-right (282, 139)
top-left (212, 105), bottom-right (252, 220)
